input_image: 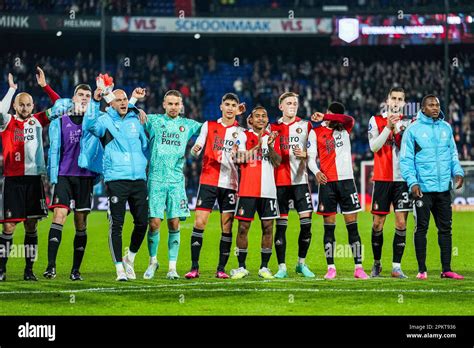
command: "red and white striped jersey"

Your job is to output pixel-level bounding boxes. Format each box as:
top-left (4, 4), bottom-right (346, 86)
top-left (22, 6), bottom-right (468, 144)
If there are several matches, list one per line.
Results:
top-left (308, 118), bottom-right (354, 182)
top-left (0, 112), bottom-right (50, 176)
top-left (194, 118), bottom-right (244, 190)
top-left (237, 130), bottom-right (277, 199)
top-left (270, 117), bottom-right (312, 186)
top-left (368, 114), bottom-right (413, 182)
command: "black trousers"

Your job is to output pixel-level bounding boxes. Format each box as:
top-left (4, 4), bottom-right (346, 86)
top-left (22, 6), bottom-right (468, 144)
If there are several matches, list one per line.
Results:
top-left (413, 191), bottom-right (453, 273)
top-left (106, 180), bottom-right (148, 263)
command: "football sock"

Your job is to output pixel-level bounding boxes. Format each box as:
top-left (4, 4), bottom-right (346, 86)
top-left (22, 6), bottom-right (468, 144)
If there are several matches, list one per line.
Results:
top-left (72, 229), bottom-right (87, 271)
top-left (217, 232), bottom-right (232, 272)
top-left (347, 221), bottom-right (363, 265)
top-left (147, 228), bottom-right (160, 259)
top-left (237, 248), bottom-right (248, 268)
top-left (260, 247), bottom-right (272, 268)
top-left (190, 227), bottom-right (204, 269)
top-left (372, 228), bottom-right (383, 262)
top-left (323, 223), bottom-right (336, 265)
top-left (274, 219), bottom-right (287, 264)
top-left (168, 229), bottom-right (180, 262)
top-left (392, 228), bottom-right (406, 264)
top-left (298, 217), bottom-right (312, 259)
top-left (47, 223), bottom-right (63, 267)
top-left (24, 231), bottom-right (38, 270)
top-left (0, 232), bottom-right (13, 270)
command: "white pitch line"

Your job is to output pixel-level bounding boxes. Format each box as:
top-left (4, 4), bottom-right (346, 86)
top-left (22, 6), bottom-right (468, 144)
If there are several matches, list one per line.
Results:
top-left (0, 281), bottom-right (473, 295)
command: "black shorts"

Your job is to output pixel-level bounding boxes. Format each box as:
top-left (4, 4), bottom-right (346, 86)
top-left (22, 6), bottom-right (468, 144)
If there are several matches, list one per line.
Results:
top-left (317, 179), bottom-right (362, 216)
top-left (0, 176), bottom-right (48, 223)
top-left (277, 184), bottom-right (313, 217)
top-left (371, 181), bottom-right (412, 215)
top-left (50, 176), bottom-right (94, 212)
top-left (234, 196), bottom-right (280, 221)
top-left (196, 184), bottom-right (237, 213)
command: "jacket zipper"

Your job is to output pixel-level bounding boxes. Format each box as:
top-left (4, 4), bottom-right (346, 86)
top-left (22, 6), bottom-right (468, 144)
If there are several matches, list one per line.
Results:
top-left (433, 122), bottom-right (441, 191)
top-left (124, 116), bottom-right (136, 180)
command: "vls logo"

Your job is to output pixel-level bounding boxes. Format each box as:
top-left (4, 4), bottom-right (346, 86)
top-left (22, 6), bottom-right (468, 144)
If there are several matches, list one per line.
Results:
top-left (18, 322), bottom-right (56, 341)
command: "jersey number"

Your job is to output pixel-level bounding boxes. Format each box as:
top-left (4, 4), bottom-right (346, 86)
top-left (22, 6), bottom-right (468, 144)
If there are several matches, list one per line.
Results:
top-left (305, 192), bottom-right (311, 205)
top-left (350, 193), bottom-right (360, 205)
top-left (228, 193), bottom-right (236, 205)
top-left (269, 200), bottom-right (276, 212)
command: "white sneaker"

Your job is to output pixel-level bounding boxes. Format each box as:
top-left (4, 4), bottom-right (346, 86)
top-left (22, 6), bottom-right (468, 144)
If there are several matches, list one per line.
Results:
top-left (230, 267), bottom-right (249, 279)
top-left (143, 262), bottom-right (159, 280)
top-left (122, 254), bottom-right (136, 280)
top-left (116, 268), bottom-right (128, 281)
top-left (258, 267), bottom-right (274, 279)
top-left (166, 269), bottom-right (180, 280)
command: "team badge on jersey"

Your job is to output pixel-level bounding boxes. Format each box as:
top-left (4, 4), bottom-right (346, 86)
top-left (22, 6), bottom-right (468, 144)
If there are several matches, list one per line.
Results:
top-left (54, 196), bottom-right (60, 204)
top-left (238, 207), bottom-right (245, 216)
top-left (416, 200), bottom-right (424, 208)
top-left (232, 132), bottom-right (238, 138)
top-left (111, 196), bottom-right (118, 204)
top-left (5, 209), bottom-right (12, 218)
top-left (197, 199), bottom-right (202, 207)
top-left (319, 203), bottom-right (325, 212)
top-left (296, 127), bottom-right (302, 134)
top-left (179, 126), bottom-right (185, 132)
top-left (28, 119), bottom-right (35, 126)
top-left (373, 202), bottom-right (378, 210)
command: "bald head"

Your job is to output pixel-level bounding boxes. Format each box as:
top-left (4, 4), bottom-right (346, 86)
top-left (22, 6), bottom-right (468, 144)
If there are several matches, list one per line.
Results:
top-left (110, 89), bottom-right (129, 116)
top-left (14, 92), bottom-right (34, 119)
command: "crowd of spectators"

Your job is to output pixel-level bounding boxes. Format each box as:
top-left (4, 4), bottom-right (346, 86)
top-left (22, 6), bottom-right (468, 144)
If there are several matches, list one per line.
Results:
top-left (1, 0), bottom-right (472, 16)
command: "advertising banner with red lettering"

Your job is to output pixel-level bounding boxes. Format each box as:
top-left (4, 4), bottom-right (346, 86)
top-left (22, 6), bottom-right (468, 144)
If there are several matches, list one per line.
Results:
top-left (112, 16), bottom-right (332, 35)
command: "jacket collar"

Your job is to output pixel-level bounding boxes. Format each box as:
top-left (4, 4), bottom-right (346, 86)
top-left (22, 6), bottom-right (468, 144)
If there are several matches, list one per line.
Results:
top-left (106, 105), bottom-right (139, 121)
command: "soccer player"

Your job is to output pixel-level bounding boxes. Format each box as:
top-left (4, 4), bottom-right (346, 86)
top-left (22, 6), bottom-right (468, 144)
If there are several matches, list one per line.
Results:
top-left (141, 90), bottom-right (202, 280)
top-left (270, 92), bottom-right (314, 278)
top-left (0, 69), bottom-right (60, 281)
top-left (231, 107), bottom-right (281, 279)
top-left (184, 93), bottom-right (245, 279)
top-left (43, 82), bottom-right (146, 281)
top-left (308, 102), bottom-right (369, 280)
top-left (400, 94), bottom-right (464, 280)
top-left (85, 78), bottom-right (149, 281)
top-left (368, 87), bottom-right (413, 278)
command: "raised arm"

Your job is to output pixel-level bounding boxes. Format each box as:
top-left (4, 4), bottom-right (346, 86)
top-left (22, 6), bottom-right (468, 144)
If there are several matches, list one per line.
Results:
top-left (84, 98), bottom-right (107, 138)
top-left (36, 67), bottom-right (60, 103)
top-left (0, 73), bottom-right (16, 129)
top-left (311, 111), bottom-right (355, 132)
top-left (368, 116), bottom-right (390, 153)
top-left (307, 129), bottom-right (327, 185)
top-left (267, 131), bottom-right (281, 167)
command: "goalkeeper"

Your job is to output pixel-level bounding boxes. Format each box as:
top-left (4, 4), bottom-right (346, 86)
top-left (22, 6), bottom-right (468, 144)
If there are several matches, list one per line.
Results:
top-left (140, 90), bottom-right (202, 280)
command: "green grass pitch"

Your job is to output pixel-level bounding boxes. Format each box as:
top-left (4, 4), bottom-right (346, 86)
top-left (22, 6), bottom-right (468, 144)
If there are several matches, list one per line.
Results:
top-left (0, 211), bottom-right (473, 315)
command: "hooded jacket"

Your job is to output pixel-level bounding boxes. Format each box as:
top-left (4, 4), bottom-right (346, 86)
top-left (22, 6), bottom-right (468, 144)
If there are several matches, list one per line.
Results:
top-left (84, 100), bottom-right (148, 182)
top-left (400, 110), bottom-right (464, 193)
